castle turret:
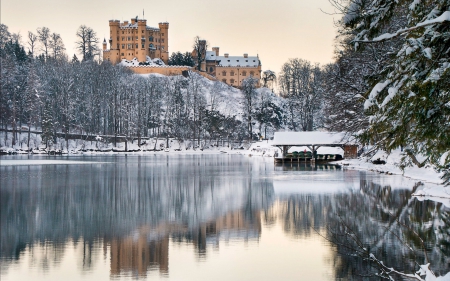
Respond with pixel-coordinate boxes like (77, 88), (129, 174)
(103, 38), (107, 51)
(158, 22), (169, 64)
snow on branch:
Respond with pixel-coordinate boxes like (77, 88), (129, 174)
(355, 11), (450, 44)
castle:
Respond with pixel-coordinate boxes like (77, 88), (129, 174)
(102, 17), (261, 87)
(102, 17), (169, 64)
(192, 40), (261, 87)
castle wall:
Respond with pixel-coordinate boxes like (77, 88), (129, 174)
(127, 66), (192, 76)
(215, 65), (262, 88)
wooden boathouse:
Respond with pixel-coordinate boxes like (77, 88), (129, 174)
(272, 132), (358, 163)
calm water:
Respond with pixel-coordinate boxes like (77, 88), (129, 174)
(0, 154), (449, 280)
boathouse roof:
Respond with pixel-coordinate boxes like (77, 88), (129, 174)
(272, 132), (355, 147)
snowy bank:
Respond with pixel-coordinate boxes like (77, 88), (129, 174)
(336, 148), (444, 184)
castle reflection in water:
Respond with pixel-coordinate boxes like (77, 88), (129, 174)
(107, 209), (261, 277)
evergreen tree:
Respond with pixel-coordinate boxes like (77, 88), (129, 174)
(241, 76), (258, 140)
(342, 0), (450, 184)
(182, 52), (195, 67)
(41, 100), (54, 148)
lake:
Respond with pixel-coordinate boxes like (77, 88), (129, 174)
(1, 154), (449, 280)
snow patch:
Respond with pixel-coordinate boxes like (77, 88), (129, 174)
(364, 80), (391, 109)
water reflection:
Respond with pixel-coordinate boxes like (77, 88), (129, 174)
(0, 155), (273, 278)
(274, 162), (342, 172)
(325, 176), (450, 279)
(1, 155), (449, 280)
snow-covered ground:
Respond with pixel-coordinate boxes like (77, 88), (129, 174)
(336, 149), (444, 184)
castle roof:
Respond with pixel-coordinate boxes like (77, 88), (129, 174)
(206, 51), (260, 67)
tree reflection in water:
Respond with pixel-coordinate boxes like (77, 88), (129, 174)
(322, 179), (450, 280)
(0, 155), (273, 277)
(1, 156), (449, 280)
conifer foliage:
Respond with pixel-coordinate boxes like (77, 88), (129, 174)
(343, 0), (450, 183)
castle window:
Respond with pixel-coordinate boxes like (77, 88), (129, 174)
(209, 67), (213, 73)
(162, 39), (164, 43)
(250, 71), (255, 76)
(127, 37), (131, 41)
(122, 31), (124, 34)
(136, 36), (138, 40)
(230, 79), (235, 84)
(222, 71), (226, 76)
(149, 43), (154, 49)
(127, 44), (131, 49)
(230, 71), (235, 76)
(121, 53), (124, 56)
(149, 36), (153, 42)
(117, 44), (119, 49)
(142, 30), (144, 33)
(246, 60), (248, 62)
(162, 46), (164, 50)
(242, 71), (247, 76)
(142, 44), (144, 48)
(136, 44), (138, 48)
(222, 79), (227, 83)
(236, 60), (239, 62)
(162, 33), (164, 36)
(122, 44), (125, 49)
(122, 37), (125, 41)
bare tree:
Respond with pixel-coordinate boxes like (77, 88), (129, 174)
(37, 27), (50, 58)
(75, 25), (99, 61)
(27, 31), (38, 57)
(0, 24), (11, 49)
(192, 36), (208, 71)
(49, 32), (66, 60)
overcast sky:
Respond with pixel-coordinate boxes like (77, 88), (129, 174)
(1, 0), (338, 73)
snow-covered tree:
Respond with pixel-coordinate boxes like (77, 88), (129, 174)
(254, 88), (283, 139)
(261, 70), (277, 90)
(279, 58), (324, 131)
(340, 0), (450, 184)
(241, 76), (259, 140)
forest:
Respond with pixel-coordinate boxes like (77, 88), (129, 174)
(1, 0), (449, 183)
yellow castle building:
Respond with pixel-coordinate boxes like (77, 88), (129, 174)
(192, 40), (262, 87)
(103, 17), (169, 64)
(102, 17), (262, 87)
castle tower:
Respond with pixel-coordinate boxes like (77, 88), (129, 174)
(158, 22), (169, 64)
(137, 19), (147, 62)
(102, 38), (107, 51)
(107, 20), (121, 63)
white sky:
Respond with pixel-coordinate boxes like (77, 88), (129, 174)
(1, 0), (338, 73)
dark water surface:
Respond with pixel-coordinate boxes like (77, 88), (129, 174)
(1, 154), (449, 280)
